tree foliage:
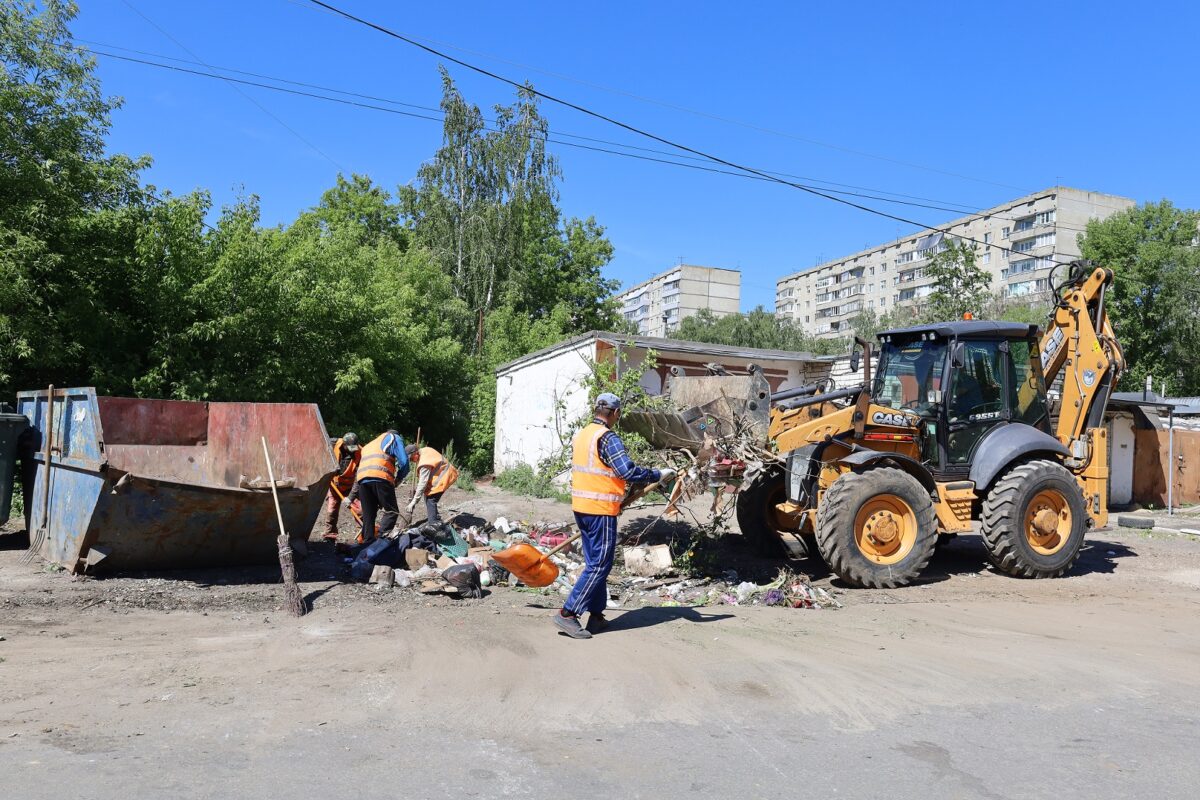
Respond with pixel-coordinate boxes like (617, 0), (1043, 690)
(0, 3), (622, 475)
(920, 239), (991, 322)
(673, 307), (845, 355)
(1078, 201), (1200, 394)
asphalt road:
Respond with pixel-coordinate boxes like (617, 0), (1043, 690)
(2, 517), (1199, 798)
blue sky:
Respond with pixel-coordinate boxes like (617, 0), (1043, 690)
(76, 0), (1199, 310)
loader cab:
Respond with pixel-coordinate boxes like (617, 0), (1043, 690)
(874, 321), (1049, 474)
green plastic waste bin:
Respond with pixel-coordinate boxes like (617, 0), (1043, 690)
(0, 408), (31, 526)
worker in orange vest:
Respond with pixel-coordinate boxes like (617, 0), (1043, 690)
(323, 432), (362, 542)
(404, 444), (460, 523)
(355, 429), (411, 545)
(555, 393), (674, 640)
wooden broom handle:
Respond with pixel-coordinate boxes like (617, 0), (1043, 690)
(543, 530), (583, 558)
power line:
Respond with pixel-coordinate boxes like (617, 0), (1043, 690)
(83, 42), (1088, 246)
(119, 0), (346, 171)
(303, 1), (1079, 267)
(281, 0), (1024, 193)
(75, 39), (1010, 215)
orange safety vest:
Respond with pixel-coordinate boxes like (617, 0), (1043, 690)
(330, 438), (361, 494)
(357, 433), (398, 485)
(570, 422), (626, 516)
(418, 447), (459, 496)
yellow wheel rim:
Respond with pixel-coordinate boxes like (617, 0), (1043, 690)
(854, 495), (918, 564)
(1025, 489), (1071, 556)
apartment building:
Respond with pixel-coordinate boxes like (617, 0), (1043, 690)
(616, 264), (741, 337)
(775, 187), (1135, 339)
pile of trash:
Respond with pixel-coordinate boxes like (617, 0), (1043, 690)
(343, 519), (494, 598)
(612, 567), (842, 610)
(342, 513), (841, 612)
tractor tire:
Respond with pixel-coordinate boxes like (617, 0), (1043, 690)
(980, 459), (1087, 578)
(815, 467), (937, 589)
(735, 468), (790, 557)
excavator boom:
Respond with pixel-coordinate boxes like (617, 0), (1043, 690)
(1037, 262), (1125, 523)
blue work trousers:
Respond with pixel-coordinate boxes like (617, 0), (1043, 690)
(563, 512), (618, 616)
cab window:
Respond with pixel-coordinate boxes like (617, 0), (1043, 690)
(872, 338), (946, 416)
(1009, 338), (1049, 428)
(948, 341), (1005, 423)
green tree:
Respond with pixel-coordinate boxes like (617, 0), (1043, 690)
(1079, 201), (1200, 393)
(674, 307), (844, 355)
(0, 0), (153, 393)
(921, 239), (992, 322)
(846, 307), (911, 341)
(400, 71), (561, 351)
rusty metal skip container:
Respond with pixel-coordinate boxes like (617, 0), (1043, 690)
(16, 388), (337, 573)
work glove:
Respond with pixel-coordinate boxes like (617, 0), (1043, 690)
(657, 467), (677, 485)
(407, 497), (418, 512)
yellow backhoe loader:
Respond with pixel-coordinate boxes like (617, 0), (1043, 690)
(730, 260), (1125, 587)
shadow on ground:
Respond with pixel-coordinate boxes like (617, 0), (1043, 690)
(0, 528), (31, 551)
(607, 606), (734, 631)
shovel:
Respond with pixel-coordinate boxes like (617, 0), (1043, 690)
(489, 477), (669, 587)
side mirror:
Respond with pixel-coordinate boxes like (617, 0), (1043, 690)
(849, 348), (861, 373)
(951, 342), (966, 368)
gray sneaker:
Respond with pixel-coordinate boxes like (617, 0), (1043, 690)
(553, 612), (592, 639)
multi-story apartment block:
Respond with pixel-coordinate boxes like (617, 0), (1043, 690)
(775, 187), (1135, 338)
(617, 264), (741, 337)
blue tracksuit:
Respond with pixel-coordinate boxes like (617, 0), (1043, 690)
(563, 422), (660, 617)
(564, 512), (619, 616)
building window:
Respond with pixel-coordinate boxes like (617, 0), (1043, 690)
(804, 315), (810, 323)
(982, 251), (991, 265)
(1035, 232), (1056, 248)
(1036, 210), (1056, 225)
(1002, 226), (1010, 239)
(983, 232), (992, 244)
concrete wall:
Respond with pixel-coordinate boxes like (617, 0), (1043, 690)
(617, 265), (741, 338)
(494, 338), (597, 472)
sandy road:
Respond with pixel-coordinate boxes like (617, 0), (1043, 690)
(1, 493), (1199, 798)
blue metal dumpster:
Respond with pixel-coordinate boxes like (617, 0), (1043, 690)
(16, 388), (337, 573)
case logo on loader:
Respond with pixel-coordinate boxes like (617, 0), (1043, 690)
(1040, 327), (1065, 369)
(871, 411), (917, 427)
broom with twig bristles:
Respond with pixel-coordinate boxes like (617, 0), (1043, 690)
(262, 436), (306, 617)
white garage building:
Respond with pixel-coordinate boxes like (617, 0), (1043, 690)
(493, 330), (838, 472)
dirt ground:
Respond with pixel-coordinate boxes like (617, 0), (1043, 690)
(2, 484), (1200, 798)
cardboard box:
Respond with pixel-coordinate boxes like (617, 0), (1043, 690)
(435, 555), (456, 570)
(405, 547), (431, 570)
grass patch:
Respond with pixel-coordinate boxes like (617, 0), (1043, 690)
(493, 464), (571, 503)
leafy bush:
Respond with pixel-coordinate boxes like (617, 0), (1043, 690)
(493, 464), (570, 503)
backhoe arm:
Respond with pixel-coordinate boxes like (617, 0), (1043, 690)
(1037, 261), (1125, 524)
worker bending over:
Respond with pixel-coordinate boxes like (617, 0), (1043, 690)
(323, 432), (361, 542)
(556, 393), (674, 640)
(355, 429), (410, 545)
(405, 444), (460, 523)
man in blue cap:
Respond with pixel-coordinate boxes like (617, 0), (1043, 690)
(555, 392), (675, 639)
